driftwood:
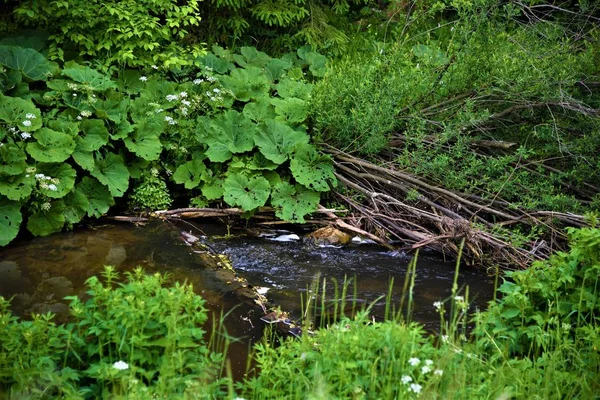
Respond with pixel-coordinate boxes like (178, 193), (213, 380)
(322, 145), (591, 270)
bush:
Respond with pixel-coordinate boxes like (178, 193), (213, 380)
(0, 267), (227, 398)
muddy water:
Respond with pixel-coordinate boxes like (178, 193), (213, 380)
(0, 221), (495, 378)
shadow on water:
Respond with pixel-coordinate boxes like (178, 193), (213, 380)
(0, 221), (495, 379)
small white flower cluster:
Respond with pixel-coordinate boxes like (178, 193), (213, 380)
(401, 357), (445, 396)
(454, 295), (468, 311)
(41, 202), (51, 211)
(76, 110), (93, 121)
(164, 115), (178, 125)
(139, 76), (148, 82)
(21, 112), (36, 128)
(35, 173), (60, 191)
(9, 126), (32, 140)
(113, 360), (129, 370)
(433, 301), (443, 312)
(205, 87), (224, 102)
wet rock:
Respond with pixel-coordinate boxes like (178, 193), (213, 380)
(304, 227), (351, 246)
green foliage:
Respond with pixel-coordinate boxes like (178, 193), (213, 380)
(476, 227), (600, 357)
(0, 267), (226, 398)
(11, 0), (205, 68)
(0, 44), (336, 245)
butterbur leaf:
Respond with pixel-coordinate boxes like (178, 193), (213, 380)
(206, 110), (256, 159)
(243, 99), (276, 122)
(275, 78), (312, 100)
(201, 181), (224, 200)
(63, 188), (89, 224)
(0, 45), (54, 81)
(200, 53), (231, 74)
(78, 176), (115, 218)
(265, 58), (293, 82)
(27, 200), (65, 236)
(235, 46), (271, 68)
(254, 119), (309, 164)
(0, 173), (34, 200)
(221, 67), (270, 102)
(271, 181), (320, 223)
(0, 143), (27, 176)
(94, 98), (129, 123)
(27, 127), (76, 162)
(290, 143), (336, 192)
(223, 174), (270, 211)
(124, 130), (162, 161)
(72, 149), (95, 171)
(62, 61), (117, 91)
(271, 97), (308, 124)
(173, 160), (207, 189)
(117, 69), (145, 94)
(77, 119), (109, 152)
(0, 94), (42, 131)
(0, 198), (22, 246)
(90, 152), (130, 197)
(37, 163), (76, 198)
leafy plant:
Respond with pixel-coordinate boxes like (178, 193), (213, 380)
(0, 267), (227, 398)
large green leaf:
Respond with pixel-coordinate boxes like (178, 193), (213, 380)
(276, 78), (312, 100)
(205, 110), (256, 161)
(76, 119), (109, 152)
(72, 149), (95, 171)
(90, 153), (130, 197)
(199, 52), (232, 74)
(265, 58), (293, 82)
(290, 143), (336, 192)
(27, 127), (76, 162)
(63, 188), (89, 224)
(0, 173), (33, 200)
(78, 176), (115, 218)
(0, 94), (42, 131)
(124, 119), (163, 161)
(27, 200), (65, 236)
(221, 67), (270, 102)
(223, 174), (270, 211)
(0, 143), (27, 176)
(94, 98), (129, 123)
(271, 97), (308, 124)
(243, 99), (276, 122)
(62, 61), (117, 91)
(254, 119), (309, 164)
(0, 198), (22, 246)
(234, 46), (271, 68)
(0, 45), (54, 81)
(173, 160), (207, 189)
(271, 181), (320, 223)
(37, 163), (76, 199)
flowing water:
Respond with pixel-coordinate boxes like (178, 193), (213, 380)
(0, 221), (495, 378)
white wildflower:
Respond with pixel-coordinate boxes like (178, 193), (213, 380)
(408, 357), (420, 366)
(166, 94), (179, 102)
(139, 76), (148, 82)
(207, 76), (217, 83)
(409, 383), (422, 394)
(421, 366), (431, 374)
(72, 93), (77, 97)
(41, 202), (51, 211)
(76, 115), (82, 120)
(434, 369), (443, 376)
(401, 375), (412, 384)
(441, 335), (449, 343)
(179, 91), (187, 98)
(47, 184), (58, 191)
(151, 65), (158, 70)
(164, 116), (174, 123)
(210, 96), (217, 102)
(113, 360), (129, 370)
(67, 82), (78, 90)
(454, 296), (464, 302)
(433, 301), (443, 311)
(193, 78), (203, 85)
(20, 132), (31, 139)
(26, 167), (36, 174)
(25, 113), (36, 119)
(213, 88), (221, 93)
(35, 174), (46, 180)
(22, 120), (32, 127)
(181, 99), (191, 106)
(425, 359), (434, 366)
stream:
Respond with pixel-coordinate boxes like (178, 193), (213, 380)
(0, 221), (495, 378)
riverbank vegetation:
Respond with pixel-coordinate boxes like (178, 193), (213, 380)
(1, 0), (599, 269)
(1, 226), (598, 398)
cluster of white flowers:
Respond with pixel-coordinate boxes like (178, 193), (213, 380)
(76, 110), (93, 120)
(35, 173), (60, 191)
(139, 76), (148, 82)
(433, 301), (443, 312)
(193, 78), (204, 85)
(401, 357), (444, 396)
(408, 357), (420, 366)
(164, 115), (178, 125)
(409, 383), (422, 394)
(8, 126), (32, 140)
(113, 360), (129, 370)
(21, 112), (36, 128)
(41, 202), (51, 211)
